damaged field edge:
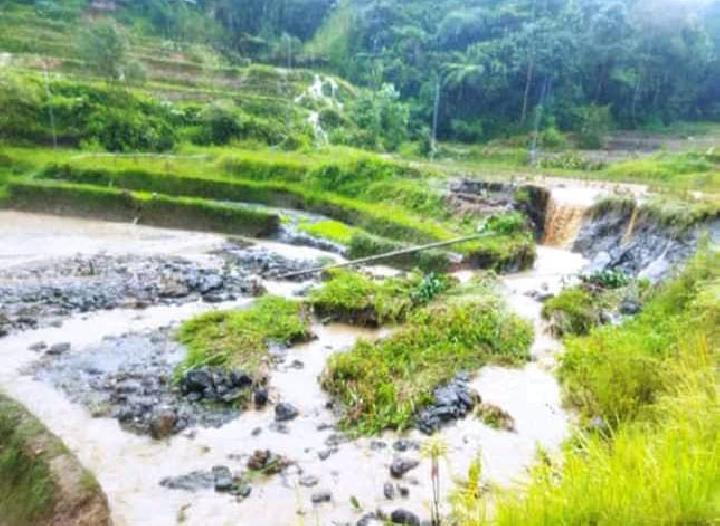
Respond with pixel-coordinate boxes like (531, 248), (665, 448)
(454, 248), (720, 524)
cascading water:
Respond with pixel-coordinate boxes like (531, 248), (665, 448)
(542, 186), (594, 248)
(295, 74), (340, 147)
(542, 199), (588, 248)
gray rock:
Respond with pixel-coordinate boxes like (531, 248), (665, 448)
(46, 342), (71, 356)
(212, 465), (234, 492)
(159, 470), (215, 491)
(234, 483), (252, 498)
(619, 298), (642, 315)
(318, 447), (338, 461)
(390, 458), (420, 479)
(392, 439), (419, 452)
(299, 475), (319, 487)
(311, 491), (332, 504)
(275, 402), (299, 422)
(149, 407), (178, 440)
(253, 387), (269, 407)
(383, 482), (395, 500)
(390, 509), (420, 525)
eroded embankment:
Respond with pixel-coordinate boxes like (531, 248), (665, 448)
(0, 210), (583, 525)
(573, 198), (720, 281)
(451, 177), (720, 281)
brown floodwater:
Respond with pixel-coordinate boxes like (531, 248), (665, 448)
(0, 211), (585, 525)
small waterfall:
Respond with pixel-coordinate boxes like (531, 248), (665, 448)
(308, 110), (328, 147)
(542, 198), (588, 248)
(295, 74), (338, 146)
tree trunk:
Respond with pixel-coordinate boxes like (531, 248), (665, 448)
(521, 58), (535, 125)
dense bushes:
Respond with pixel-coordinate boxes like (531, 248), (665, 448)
(0, 76), (179, 150)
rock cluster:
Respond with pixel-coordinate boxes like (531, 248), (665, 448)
(218, 246), (324, 282)
(179, 367), (254, 405)
(574, 207), (720, 282)
(415, 372), (480, 434)
(160, 466), (251, 497)
(0, 254), (258, 334)
(32, 329), (242, 438)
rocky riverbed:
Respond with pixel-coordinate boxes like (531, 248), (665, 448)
(0, 211), (581, 526)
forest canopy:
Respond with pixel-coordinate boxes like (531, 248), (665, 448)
(4, 0), (720, 143)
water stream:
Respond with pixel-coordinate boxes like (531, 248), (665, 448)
(0, 211), (585, 525)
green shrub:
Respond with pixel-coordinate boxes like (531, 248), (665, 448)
(309, 270), (452, 326)
(177, 296), (312, 375)
(322, 298), (533, 434)
(542, 288), (599, 337)
(539, 127), (567, 149)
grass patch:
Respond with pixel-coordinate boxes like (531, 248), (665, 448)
(177, 296), (312, 376)
(309, 270), (452, 326)
(542, 288), (600, 337)
(298, 220), (358, 245)
(321, 289), (533, 434)
(0, 396), (56, 525)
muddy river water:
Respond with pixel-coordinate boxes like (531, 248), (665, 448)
(0, 210), (585, 526)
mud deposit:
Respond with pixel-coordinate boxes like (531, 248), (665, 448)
(0, 211), (584, 525)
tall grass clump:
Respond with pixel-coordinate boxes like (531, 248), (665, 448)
(560, 247), (720, 426)
(177, 296), (312, 376)
(452, 247), (720, 525)
(322, 293), (533, 434)
(309, 270), (453, 326)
